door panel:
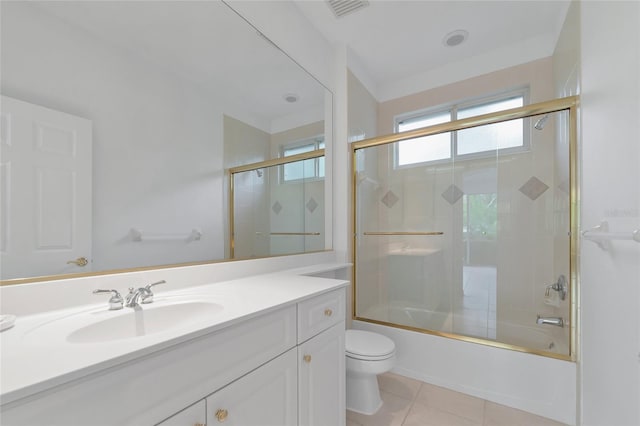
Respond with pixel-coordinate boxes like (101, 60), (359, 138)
(0, 95), (92, 280)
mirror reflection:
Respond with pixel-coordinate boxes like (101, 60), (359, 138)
(0, 1), (330, 282)
(231, 150), (325, 259)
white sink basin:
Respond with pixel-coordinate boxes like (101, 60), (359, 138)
(67, 301), (222, 343)
(24, 300), (223, 345)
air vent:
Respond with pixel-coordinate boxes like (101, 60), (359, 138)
(326, 0), (369, 18)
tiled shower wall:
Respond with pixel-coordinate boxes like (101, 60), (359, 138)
(354, 57), (571, 350)
(226, 118), (326, 258)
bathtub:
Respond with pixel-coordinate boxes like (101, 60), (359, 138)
(360, 303), (569, 356)
(352, 317), (577, 425)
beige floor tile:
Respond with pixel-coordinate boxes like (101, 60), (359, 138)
(378, 372), (422, 401)
(347, 390), (413, 426)
(414, 383), (485, 423)
(347, 419), (363, 426)
(483, 401), (568, 426)
(403, 401), (482, 426)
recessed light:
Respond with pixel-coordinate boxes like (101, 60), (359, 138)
(443, 30), (468, 47)
(283, 93), (299, 103)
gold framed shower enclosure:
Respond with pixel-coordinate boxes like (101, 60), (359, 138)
(228, 149), (325, 259)
(351, 96), (579, 361)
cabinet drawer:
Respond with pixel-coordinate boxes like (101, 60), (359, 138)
(297, 288), (345, 343)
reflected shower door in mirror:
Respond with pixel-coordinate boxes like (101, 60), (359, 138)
(230, 151), (325, 259)
(352, 98), (577, 360)
(0, 1), (332, 283)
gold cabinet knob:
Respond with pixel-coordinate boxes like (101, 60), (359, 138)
(215, 409), (228, 422)
(324, 308), (333, 317)
(303, 354), (312, 363)
(67, 257), (88, 267)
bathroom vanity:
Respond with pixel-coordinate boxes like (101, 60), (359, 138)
(0, 273), (348, 425)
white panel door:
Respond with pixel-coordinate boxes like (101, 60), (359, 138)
(0, 95), (92, 280)
(298, 321), (346, 426)
(206, 348), (298, 426)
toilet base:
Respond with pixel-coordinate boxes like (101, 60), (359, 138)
(346, 371), (383, 415)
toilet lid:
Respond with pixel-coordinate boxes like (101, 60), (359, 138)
(346, 330), (395, 359)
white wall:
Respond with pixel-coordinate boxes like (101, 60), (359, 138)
(579, 2), (640, 425)
(1, 3), (224, 271)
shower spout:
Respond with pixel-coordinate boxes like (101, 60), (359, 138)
(536, 315), (564, 327)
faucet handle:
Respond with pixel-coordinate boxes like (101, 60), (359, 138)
(93, 289), (124, 310)
(141, 280), (166, 304)
(144, 280), (166, 291)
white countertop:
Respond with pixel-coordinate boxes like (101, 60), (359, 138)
(0, 272), (348, 406)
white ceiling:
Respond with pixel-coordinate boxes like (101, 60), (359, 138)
(18, 1), (572, 129)
(27, 1), (327, 133)
(293, 0), (571, 101)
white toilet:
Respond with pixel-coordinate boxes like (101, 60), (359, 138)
(345, 329), (396, 415)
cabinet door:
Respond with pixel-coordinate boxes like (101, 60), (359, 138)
(156, 400), (205, 426)
(298, 321), (346, 426)
(206, 348), (297, 426)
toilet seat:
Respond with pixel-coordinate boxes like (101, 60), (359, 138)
(346, 330), (395, 361)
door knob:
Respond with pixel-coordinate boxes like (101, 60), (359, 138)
(67, 257), (88, 267)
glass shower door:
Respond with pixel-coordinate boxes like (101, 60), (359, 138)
(353, 100), (576, 359)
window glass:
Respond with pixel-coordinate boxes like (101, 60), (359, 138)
(396, 93), (526, 166)
(457, 97), (523, 155)
(282, 137), (324, 182)
(397, 111), (451, 165)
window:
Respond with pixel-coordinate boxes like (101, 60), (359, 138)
(281, 137), (325, 182)
(395, 91), (527, 167)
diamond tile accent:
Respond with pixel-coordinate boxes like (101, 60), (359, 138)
(519, 176), (549, 200)
(557, 179), (570, 194)
(441, 184), (464, 205)
(272, 201), (282, 215)
(306, 197), (318, 213)
(381, 190), (399, 208)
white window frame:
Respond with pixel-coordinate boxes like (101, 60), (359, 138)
(280, 136), (325, 183)
(393, 88), (530, 168)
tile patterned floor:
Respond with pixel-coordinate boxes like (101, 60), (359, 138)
(346, 373), (568, 426)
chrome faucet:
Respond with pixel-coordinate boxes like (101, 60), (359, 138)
(125, 287), (150, 308)
(536, 315), (564, 327)
(125, 280), (166, 308)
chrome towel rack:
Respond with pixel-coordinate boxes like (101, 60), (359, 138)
(582, 221), (640, 250)
(129, 228), (202, 242)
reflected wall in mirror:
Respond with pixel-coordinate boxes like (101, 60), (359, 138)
(0, 1), (331, 283)
(230, 151), (325, 259)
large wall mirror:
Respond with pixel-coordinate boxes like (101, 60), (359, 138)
(0, 1), (332, 283)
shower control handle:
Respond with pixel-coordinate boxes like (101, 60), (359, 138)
(546, 275), (567, 300)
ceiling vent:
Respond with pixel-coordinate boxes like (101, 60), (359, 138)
(326, 0), (369, 18)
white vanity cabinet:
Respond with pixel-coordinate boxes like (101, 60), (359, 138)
(156, 287), (346, 426)
(298, 322), (345, 426)
(205, 348), (298, 426)
(158, 350), (298, 426)
(1, 285), (346, 426)
(297, 287), (346, 426)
